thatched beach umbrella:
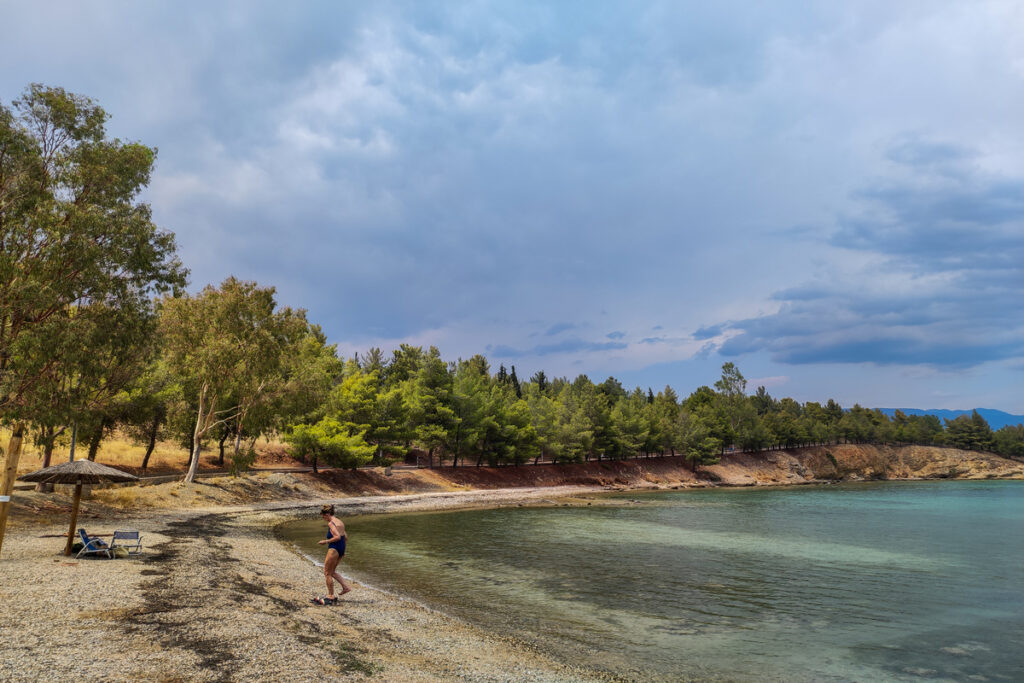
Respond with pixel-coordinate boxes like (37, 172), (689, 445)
(19, 460), (139, 555)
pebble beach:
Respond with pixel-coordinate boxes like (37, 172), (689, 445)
(0, 488), (609, 682)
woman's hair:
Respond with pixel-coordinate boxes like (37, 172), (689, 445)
(320, 504), (334, 516)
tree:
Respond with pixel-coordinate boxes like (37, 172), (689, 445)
(447, 358), (490, 467)
(361, 347), (387, 375)
(0, 85), (184, 423)
(384, 344), (424, 388)
(159, 278), (294, 483)
(329, 366), (407, 464)
(402, 347), (455, 467)
(752, 386), (776, 415)
(0, 84), (184, 554)
(509, 365), (522, 399)
(678, 411), (721, 471)
(994, 424), (1024, 458)
(944, 411), (995, 452)
(283, 417), (375, 472)
(714, 362), (747, 398)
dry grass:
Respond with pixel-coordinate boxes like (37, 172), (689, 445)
(1, 427), (290, 475)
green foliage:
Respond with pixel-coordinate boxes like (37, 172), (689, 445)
(229, 445), (257, 475)
(0, 84), (185, 427)
(993, 424), (1024, 458)
(284, 417), (375, 471)
(944, 411), (995, 452)
(159, 277), (307, 481)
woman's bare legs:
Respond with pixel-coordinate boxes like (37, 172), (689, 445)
(323, 549), (353, 599)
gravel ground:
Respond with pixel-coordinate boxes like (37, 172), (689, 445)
(0, 487), (611, 682)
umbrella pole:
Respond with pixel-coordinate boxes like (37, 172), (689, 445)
(64, 483), (83, 557)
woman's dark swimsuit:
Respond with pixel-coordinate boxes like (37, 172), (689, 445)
(326, 529), (346, 557)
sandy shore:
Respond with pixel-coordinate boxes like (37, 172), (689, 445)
(0, 486), (614, 682)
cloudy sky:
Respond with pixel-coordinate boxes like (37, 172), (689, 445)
(3, 1), (1022, 412)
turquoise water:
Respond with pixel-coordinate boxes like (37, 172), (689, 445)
(280, 481), (1024, 681)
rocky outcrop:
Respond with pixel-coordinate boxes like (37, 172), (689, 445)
(702, 444), (1024, 486)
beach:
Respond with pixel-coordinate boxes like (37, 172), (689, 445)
(0, 487), (611, 683)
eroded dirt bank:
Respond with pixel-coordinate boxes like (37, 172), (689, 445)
(325, 444), (1024, 493)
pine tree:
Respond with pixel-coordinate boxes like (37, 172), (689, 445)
(530, 370), (548, 394)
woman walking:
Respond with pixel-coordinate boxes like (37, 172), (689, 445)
(313, 503), (353, 605)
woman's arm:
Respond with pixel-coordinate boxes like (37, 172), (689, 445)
(325, 520), (344, 543)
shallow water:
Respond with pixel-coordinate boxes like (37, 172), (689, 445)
(279, 481), (1024, 681)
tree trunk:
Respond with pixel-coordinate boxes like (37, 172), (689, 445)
(37, 428), (57, 492)
(233, 423), (244, 462)
(86, 418), (109, 461)
(218, 429), (229, 467)
(184, 388), (206, 484)
(141, 414), (160, 471)
(41, 426), (56, 469)
(68, 421), (78, 463)
(311, 454), (318, 474)
(0, 423), (27, 557)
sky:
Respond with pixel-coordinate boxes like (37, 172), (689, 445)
(2, 1), (1022, 412)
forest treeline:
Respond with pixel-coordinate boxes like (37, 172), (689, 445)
(2, 85), (1023, 488)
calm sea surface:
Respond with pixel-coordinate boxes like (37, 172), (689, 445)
(279, 481), (1024, 681)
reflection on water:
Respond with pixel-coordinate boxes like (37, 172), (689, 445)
(278, 481), (1024, 681)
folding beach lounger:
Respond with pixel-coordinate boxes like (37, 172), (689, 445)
(76, 529), (112, 559)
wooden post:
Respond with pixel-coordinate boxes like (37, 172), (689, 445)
(64, 482), (84, 556)
(0, 423), (26, 557)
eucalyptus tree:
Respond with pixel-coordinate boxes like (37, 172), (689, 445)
(0, 85), (184, 553)
(119, 358), (178, 470)
(159, 277), (298, 483)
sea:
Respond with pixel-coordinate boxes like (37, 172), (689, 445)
(278, 480), (1024, 681)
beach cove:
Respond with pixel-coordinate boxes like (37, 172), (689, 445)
(2, 445), (1023, 681)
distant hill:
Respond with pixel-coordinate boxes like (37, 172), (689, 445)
(877, 408), (1024, 430)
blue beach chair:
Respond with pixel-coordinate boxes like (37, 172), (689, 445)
(76, 529), (112, 559)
